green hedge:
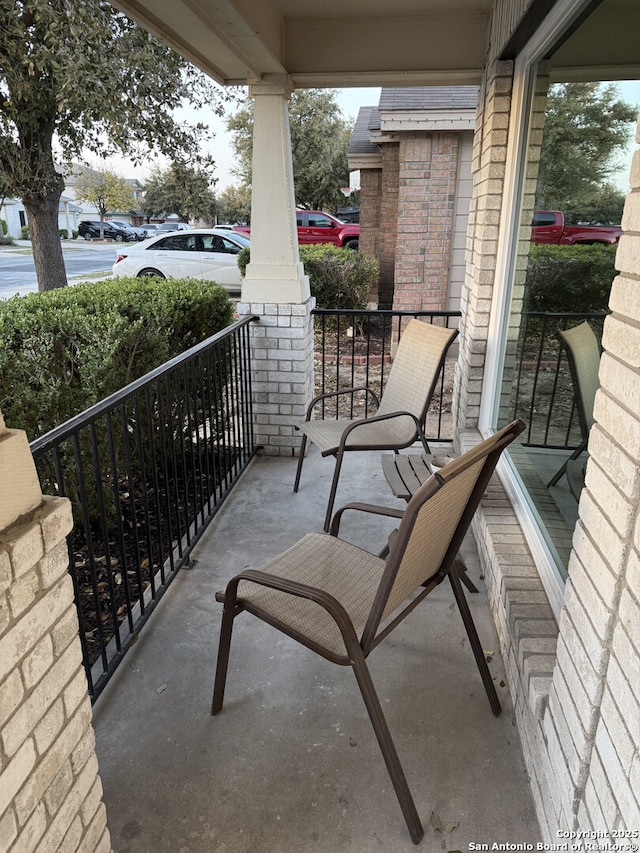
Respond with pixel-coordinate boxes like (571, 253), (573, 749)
(0, 276), (234, 441)
(525, 244), (616, 313)
(237, 244), (377, 310)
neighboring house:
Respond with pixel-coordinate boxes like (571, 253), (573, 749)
(2, 2), (640, 851)
(63, 164), (147, 226)
(349, 87), (477, 311)
(0, 194), (82, 237)
(0, 197), (25, 238)
(58, 195), (82, 235)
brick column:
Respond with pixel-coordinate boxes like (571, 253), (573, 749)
(236, 299), (315, 457)
(377, 143), (400, 308)
(239, 78), (315, 456)
(393, 132), (459, 314)
(0, 414), (112, 853)
(358, 168), (382, 305)
(455, 59), (514, 429)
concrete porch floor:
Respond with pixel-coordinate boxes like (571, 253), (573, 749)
(92, 445), (541, 853)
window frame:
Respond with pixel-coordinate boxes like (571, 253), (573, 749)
(478, 0), (597, 620)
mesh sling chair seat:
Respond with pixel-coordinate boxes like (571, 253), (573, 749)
(212, 419), (525, 844)
(546, 321), (600, 492)
(294, 318), (459, 531)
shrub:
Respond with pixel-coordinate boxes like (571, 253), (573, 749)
(237, 244), (377, 310)
(0, 235), (13, 246)
(59, 229), (68, 239)
(0, 276), (234, 441)
(525, 244), (616, 313)
(21, 225), (30, 239)
(72, 229), (78, 239)
(1, 219), (7, 235)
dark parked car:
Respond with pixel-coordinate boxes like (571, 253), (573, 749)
(78, 220), (133, 242)
(108, 220), (147, 240)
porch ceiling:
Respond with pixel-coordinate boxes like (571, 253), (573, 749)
(108, 0), (494, 87)
(111, 0), (640, 88)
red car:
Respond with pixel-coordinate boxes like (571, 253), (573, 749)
(234, 210), (359, 249)
(531, 211), (622, 245)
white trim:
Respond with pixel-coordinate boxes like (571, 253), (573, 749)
(380, 111), (476, 131)
(477, 62), (534, 429)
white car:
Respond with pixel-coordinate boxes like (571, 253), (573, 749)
(155, 222), (193, 233)
(112, 229), (249, 290)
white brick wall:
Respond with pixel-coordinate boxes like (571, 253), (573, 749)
(237, 299), (315, 456)
(0, 496), (112, 853)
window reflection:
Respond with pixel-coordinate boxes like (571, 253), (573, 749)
(493, 8), (637, 578)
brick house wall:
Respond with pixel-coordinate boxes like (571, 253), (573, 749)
(353, 98), (475, 312)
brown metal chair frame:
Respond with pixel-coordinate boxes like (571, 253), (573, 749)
(212, 419), (525, 844)
(547, 321), (600, 490)
(294, 319), (459, 531)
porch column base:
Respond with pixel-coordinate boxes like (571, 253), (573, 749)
(237, 298), (315, 456)
(242, 262), (310, 304)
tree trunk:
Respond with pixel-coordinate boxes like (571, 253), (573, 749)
(23, 176), (68, 291)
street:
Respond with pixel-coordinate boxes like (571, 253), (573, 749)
(0, 241), (116, 298)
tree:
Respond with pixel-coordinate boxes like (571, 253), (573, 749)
(74, 166), (136, 235)
(227, 89), (352, 212)
(0, 0), (230, 290)
(215, 184), (252, 225)
(536, 82), (637, 223)
(143, 160), (217, 224)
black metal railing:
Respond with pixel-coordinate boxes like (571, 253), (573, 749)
(30, 316), (259, 701)
(510, 311), (607, 448)
(312, 308), (461, 442)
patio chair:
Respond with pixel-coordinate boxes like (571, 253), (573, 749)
(294, 318), (459, 531)
(212, 419), (525, 844)
(546, 321), (600, 493)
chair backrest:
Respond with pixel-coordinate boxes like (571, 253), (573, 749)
(559, 321), (600, 437)
(361, 420), (525, 649)
(377, 320), (458, 422)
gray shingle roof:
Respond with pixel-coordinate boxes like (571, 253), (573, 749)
(378, 86), (478, 111)
(348, 106), (381, 156)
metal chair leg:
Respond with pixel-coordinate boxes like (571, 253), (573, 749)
(546, 438), (587, 488)
(293, 432), (308, 492)
(448, 569), (501, 717)
(211, 604), (236, 715)
(351, 648), (424, 844)
(324, 451), (345, 532)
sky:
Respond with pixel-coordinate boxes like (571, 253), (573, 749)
(106, 81), (640, 194)
(107, 87), (381, 193)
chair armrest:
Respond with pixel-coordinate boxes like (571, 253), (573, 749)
(302, 386), (380, 422)
(329, 501), (404, 537)
(336, 409), (422, 452)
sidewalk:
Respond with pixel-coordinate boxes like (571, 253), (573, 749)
(0, 238), (116, 253)
(92, 447), (540, 853)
